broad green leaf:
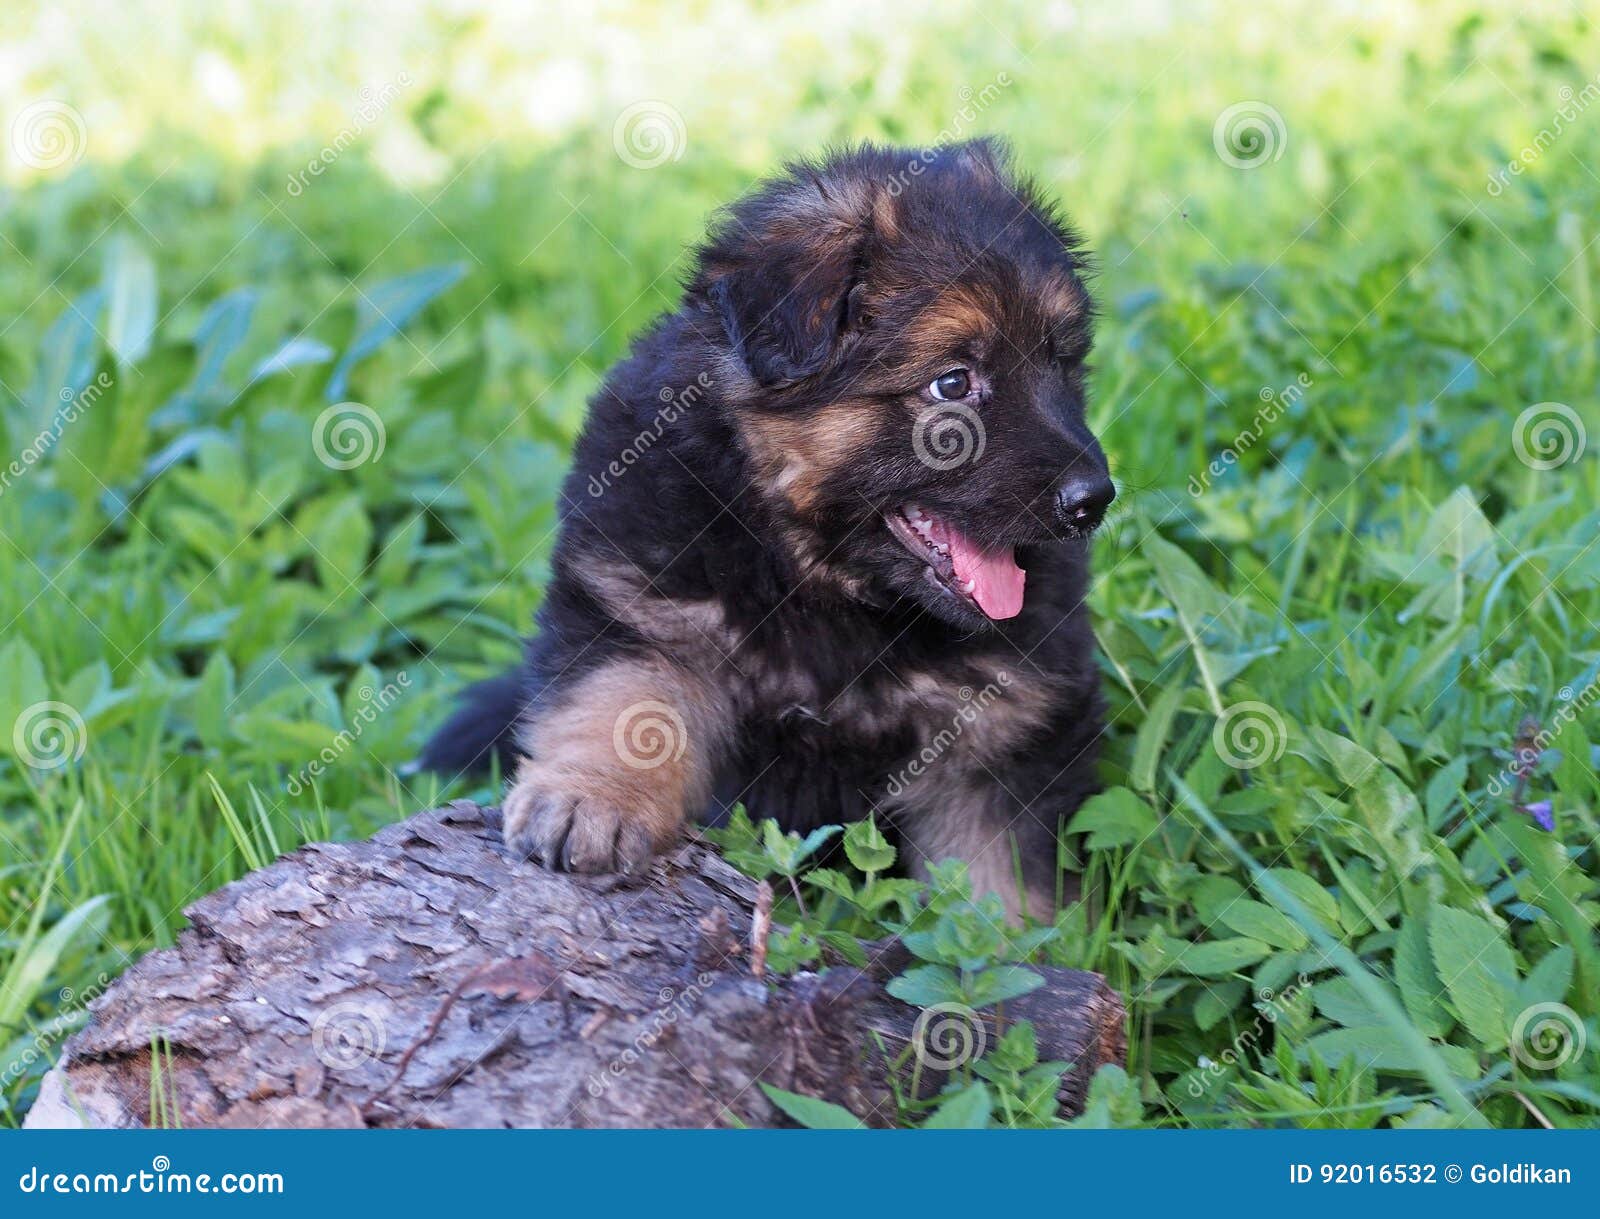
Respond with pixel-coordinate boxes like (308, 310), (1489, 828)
(967, 965), (1046, 1007)
(102, 234), (157, 368)
(1068, 785), (1158, 849)
(1214, 899), (1308, 950)
(885, 963), (963, 1008)
(1261, 868), (1341, 930)
(758, 1084), (865, 1129)
(1175, 937), (1271, 977)
(1143, 535), (1229, 712)
(1304, 1027), (1479, 1079)
(326, 264), (466, 401)
(26, 288), (103, 428)
(1393, 916), (1452, 1038)
(1428, 906), (1518, 1051)
(192, 650), (235, 754)
(923, 1083), (992, 1129)
(843, 817), (895, 873)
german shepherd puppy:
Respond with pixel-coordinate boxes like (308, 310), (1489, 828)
(421, 139), (1114, 920)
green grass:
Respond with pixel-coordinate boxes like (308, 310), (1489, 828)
(1, 0), (1597, 1127)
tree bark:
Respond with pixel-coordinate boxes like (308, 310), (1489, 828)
(26, 802), (1125, 1129)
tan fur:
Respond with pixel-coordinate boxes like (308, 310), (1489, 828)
(735, 402), (881, 517)
(501, 655), (733, 871)
(903, 285), (1000, 352)
(573, 555), (739, 660)
(895, 779), (1057, 924)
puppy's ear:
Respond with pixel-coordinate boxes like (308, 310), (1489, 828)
(705, 176), (882, 388)
(710, 251), (863, 387)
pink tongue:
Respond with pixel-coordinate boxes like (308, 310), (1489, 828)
(948, 531), (1025, 619)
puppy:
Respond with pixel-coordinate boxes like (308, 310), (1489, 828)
(421, 139), (1114, 921)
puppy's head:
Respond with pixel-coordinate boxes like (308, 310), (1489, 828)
(694, 139), (1112, 628)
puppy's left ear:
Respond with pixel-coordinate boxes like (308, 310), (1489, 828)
(705, 180), (879, 388)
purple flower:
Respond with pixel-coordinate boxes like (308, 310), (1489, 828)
(1521, 800), (1555, 831)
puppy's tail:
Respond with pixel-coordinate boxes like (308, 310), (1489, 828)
(417, 670), (526, 779)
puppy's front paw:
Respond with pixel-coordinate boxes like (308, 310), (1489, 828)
(502, 778), (661, 875)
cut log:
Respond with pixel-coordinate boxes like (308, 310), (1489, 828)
(26, 802), (1126, 1129)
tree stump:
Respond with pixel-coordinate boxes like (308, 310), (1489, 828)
(25, 802), (1126, 1128)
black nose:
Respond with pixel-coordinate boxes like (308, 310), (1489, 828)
(1055, 474), (1115, 531)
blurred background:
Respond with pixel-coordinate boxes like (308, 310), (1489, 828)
(2, 0), (1597, 1127)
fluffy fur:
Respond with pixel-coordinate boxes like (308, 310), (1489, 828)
(421, 139), (1115, 920)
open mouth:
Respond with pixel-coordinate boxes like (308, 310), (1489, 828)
(885, 503), (1026, 620)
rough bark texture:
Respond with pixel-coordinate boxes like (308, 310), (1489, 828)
(26, 802), (1125, 1129)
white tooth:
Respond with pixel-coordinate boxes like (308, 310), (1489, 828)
(962, 578), (976, 593)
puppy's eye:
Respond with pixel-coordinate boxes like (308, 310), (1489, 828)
(929, 368), (972, 400)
